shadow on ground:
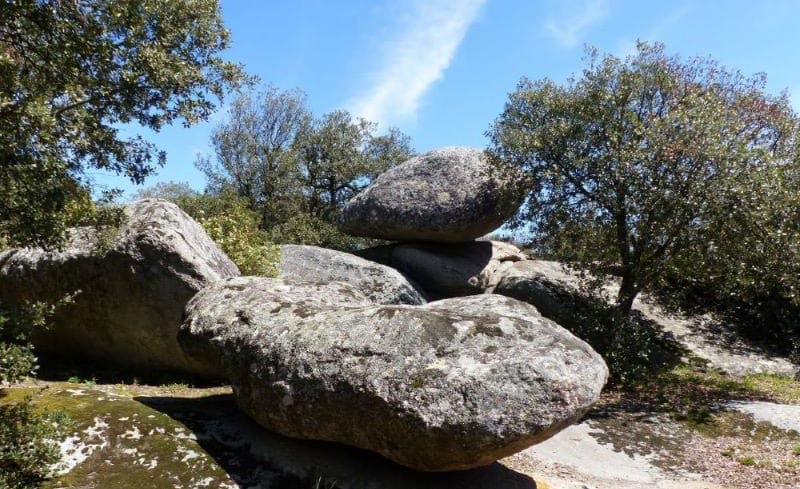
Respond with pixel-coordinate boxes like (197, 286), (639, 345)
(136, 394), (541, 489)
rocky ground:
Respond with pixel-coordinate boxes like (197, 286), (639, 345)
(4, 358), (799, 489)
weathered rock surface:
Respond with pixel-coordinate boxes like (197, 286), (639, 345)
(493, 260), (593, 329)
(180, 279), (609, 471)
(179, 277), (372, 378)
(338, 147), (524, 243)
(358, 240), (527, 298)
(0, 199), (239, 377)
(278, 244), (426, 305)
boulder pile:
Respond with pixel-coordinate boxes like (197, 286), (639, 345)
(0, 147), (610, 473)
(179, 147), (608, 471)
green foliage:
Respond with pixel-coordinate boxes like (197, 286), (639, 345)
(199, 199), (280, 277)
(0, 303), (71, 488)
(134, 185), (280, 276)
(488, 41), (798, 314)
(655, 159), (800, 358)
(0, 0), (248, 248)
(0, 396), (71, 489)
(0, 302), (53, 385)
(196, 85), (414, 251)
(545, 289), (682, 384)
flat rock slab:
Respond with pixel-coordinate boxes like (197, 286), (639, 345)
(180, 278), (608, 471)
(278, 244), (426, 305)
(338, 147), (524, 243)
(512, 420), (723, 489)
(725, 401), (800, 432)
(0, 199), (239, 377)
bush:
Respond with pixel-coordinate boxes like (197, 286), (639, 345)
(200, 204), (280, 277)
(0, 396), (70, 489)
(0, 302), (54, 385)
(656, 271), (800, 361)
(564, 298), (683, 386)
(0, 301), (71, 488)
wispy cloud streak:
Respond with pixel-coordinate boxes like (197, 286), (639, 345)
(349, 0), (486, 127)
(544, 0), (609, 48)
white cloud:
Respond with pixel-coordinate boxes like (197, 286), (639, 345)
(543, 0), (609, 48)
(348, 0), (486, 127)
(615, 3), (692, 58)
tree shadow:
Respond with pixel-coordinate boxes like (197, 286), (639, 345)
(136, 393), (541, 489)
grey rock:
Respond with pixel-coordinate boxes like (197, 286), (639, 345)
(339, 147), (524, 243)
(178, 276), (372, 378)
(493, 260), (593, 329)
(0, 199), (240, 378)
(181, 279), (608, 471)
(358, 240), (526, 298)
(278, 244), (426, 305)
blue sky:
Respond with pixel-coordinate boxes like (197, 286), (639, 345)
(99, 0), (800, 199)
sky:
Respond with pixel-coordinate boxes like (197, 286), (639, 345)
(98, 0), (800, 199)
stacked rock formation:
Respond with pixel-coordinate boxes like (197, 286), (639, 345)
(339, 147), (604, 320)
(179, 147), (608, 471)
(0, 149), (610, 473)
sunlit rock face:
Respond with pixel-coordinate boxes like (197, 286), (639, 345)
(338, 147), (524, 243)
(180, 279), (609, 472)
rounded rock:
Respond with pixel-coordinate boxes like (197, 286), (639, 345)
(338, 147), (524, 243)
(180, 279), (609, 471)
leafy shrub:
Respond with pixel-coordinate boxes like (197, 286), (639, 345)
(569, 300), (682, 386)
(656, 271), (800, 362)
(0, 301), (71, 489)
(0, 302), (55, 384)
(200, 204), (280, 277)
(0, 397), (70, 489)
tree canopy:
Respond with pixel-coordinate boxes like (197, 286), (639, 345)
(197, 85), (414, 249)
(488, 42), (799, 313)
(0, 0), (248, 247)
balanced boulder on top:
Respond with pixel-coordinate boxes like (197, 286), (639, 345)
(179, 277), (608, 472)
(0, 199), (239, 378)
(338, 147), (524, 243)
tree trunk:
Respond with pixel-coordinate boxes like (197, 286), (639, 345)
(615, 272), (638, 315)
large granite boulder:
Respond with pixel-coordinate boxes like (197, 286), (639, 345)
(338, 147), (524, 243)
(0, 199), (239, 378)
(358, 240), (526, 298)
(180, 278), (608, 471)
(278, 244), (426, 305)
